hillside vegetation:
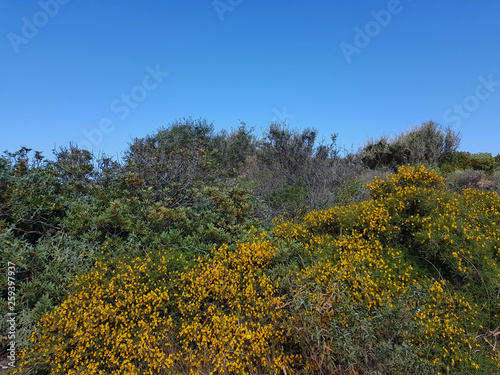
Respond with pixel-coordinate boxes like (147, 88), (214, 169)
(2, 119), (500, 374)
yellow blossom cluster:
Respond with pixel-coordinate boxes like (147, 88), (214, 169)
(367, 164), (445, 200)
(175, 230), (299, 374)
(413, 279), (482, 370)
(17, 232), (300, 374)
(17, 255), (176, 374)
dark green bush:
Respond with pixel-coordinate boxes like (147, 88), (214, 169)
(361, 121), (460, 170)
(470, 152), (496, 172)
(212, 123), (257, 175)
(0, 228), (98, 352)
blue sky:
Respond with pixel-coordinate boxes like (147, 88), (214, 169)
(1, 1), (499, 161)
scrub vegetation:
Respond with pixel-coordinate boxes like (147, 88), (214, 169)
(2, 118), (500, 374)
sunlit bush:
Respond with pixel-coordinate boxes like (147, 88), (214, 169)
(174, 231), (299, 374)
(275, 165), (500, 373)
(17, 253), (176, 374)
(17, 232), (300, 374)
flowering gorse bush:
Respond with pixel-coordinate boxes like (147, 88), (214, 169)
(275, 165), (500, 373)
(175, 231), (299, 374)
(17, 253), (176, 375)
(17, 231), (300, 374)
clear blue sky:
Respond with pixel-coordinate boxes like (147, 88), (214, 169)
(1, 1), (499, 161)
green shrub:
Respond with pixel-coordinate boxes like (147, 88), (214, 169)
(2, 154), (66, 242)
(361, 121), (460, 170)
(52, 144), (95, 183)
(470, 153), (496, 172)
(0, 229), (97, 353)
(212, 122), (257, 175)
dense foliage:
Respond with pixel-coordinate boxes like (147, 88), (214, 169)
(2, 119), (500, 374)
(361, 121), (460, 170)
